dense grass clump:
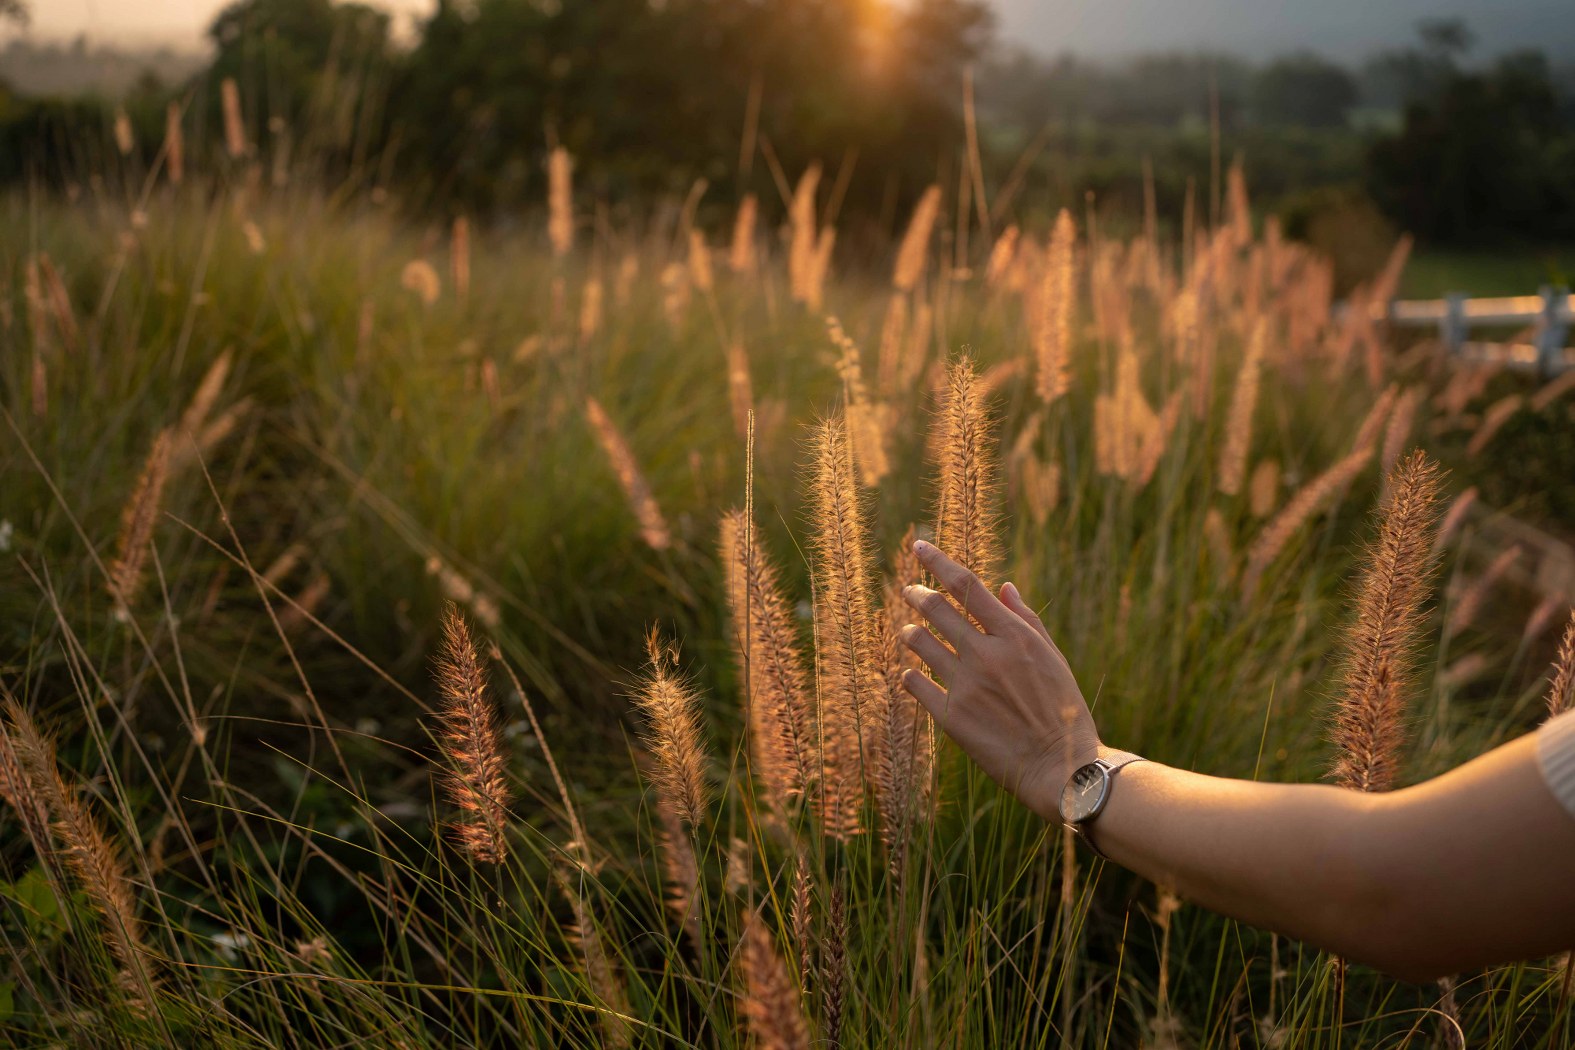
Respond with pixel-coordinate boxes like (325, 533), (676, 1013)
(1, 149), (1573, 1047)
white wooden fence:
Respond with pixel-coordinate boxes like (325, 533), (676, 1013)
(1357, 286), (1573, 376)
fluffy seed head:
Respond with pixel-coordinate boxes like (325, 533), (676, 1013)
(107, 428), (174, 613)
(1329, 451), (1444, 792)
(1545, 612), (1575, 719)
(434, 604), (512, 863)
(933, 355), (1002, 589)
(740, 909), (811, 1050)
(632, 629), (710, 828)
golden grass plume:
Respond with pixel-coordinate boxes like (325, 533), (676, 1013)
(433, 604), (512, 863)
(1545, 612), (1575, 718)
(632, 628), (710, 828)
(720, 509), (817, 807)
(808, 415), (882, 839)
(740, 908), (811, 1050)
(892, 185), (942, 293)
(1034, 209), (1076, 405)
(107, 427), (174, 613)
(1329, 450), (1444, 793)
(933, 354), (1002, 588)
(584, 396), (672, 551)
(1241, 444), (1373, 600)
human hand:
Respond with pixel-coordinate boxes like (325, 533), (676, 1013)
(898, 540), (1100, 821)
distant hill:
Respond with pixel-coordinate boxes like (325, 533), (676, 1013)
(0, 38), (207, 99)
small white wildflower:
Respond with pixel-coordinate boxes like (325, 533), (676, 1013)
(212, 930), (251, 961)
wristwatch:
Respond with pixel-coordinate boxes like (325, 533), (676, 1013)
(1059, 750), (1146, 859)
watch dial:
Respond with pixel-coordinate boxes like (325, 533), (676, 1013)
(1061, 763), (1107, 822)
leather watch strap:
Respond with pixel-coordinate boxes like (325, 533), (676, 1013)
(1073, 751), (1146, 859)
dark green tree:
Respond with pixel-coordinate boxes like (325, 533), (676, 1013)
(1253, 52), (1358, 129)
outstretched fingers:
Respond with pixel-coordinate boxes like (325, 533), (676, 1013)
(899, 623), (958, 678)
(911, 540), (1015, 634)
(902, 583), (978, 650)
(899, 667), (947, 716)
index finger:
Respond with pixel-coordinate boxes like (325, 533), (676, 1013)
(912, 539), (1015, 634)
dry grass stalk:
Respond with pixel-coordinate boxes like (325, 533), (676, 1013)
(809, 415), (882, 839)
(653, 793), (701, 948)
(1445, 545), (1521, 638)
(632, 629), (710, 827)
(730, 193), (758, 274)
(1034, 210), (1076, 405)
(828, 318), (889, 486)
(1466, 394), (1523, 458)
(892, 185), (942, 293)
(30, 354), (46, 418)
(724, 341), (756, 439)
(724, 836), (752, 895)
(788, 165), (822, 304)
(172, 350), (236, 465)
(5, 698), (155, 1002)
(583, 396), (672, 551)
(164, 101), (184, 185)
(30, 253), (79, 354)
(877, 293), (908, 395)
(1248, 459), (1280, 519)
(933, 355), (1002, 587)
(1217, 319), (1267, 497)
(1523, 596), (1565, 643)
(113, 108), (134, 155)
(277, 571), (330, 634)
(720, 509), (816, 806)
(1329, 451), (1444, 792)
(424, 555), (500, 629)
(547, 147), (574, 258)
(434, 604), (511, 863)
(876, 527), (931, 871)
(688, 229), (715, 294)
(450, 216), (470, 301)
(1204, 507), (1234, 577)
(740, 908), (811, 1050)
(1241, 445), (1373, 599)
(1546, 612), (1575, 717)
(1530, 368), (1575, 413)
(107, 428), (174, 613)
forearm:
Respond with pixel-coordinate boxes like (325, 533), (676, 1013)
(1070, 735), (1575, 982)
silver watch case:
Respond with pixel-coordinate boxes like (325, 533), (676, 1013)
(1059, 752), (1144, 856)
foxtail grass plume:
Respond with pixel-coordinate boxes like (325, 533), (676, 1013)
(433, 604), (512, 863)
(1380, 387), (1423, 478)
(107, 428), (174, 613)
(1530, 368), (1575, 413)
(547, 147), (574, 258)
(1466, 394), (1523, 458)
(400, 259), (441, 306)
(725, 342), (754, 439)
(1248, 459), (1280, 519)
(1329, 451), (1444, 792)
(730, 193), (758, 275)
(579, 275), (604, 342)
(1034, 210), (1076, 405)
(823, 884), (849, 1046)
(1241, 445), (1373, 600)
(1226, 159), (1252, 248)
(933, 355), (1002, 588)
(1445, 546), (1521, 638)
(828, 318), (889, 486)
(5, 698), (155, 1003)
(788, 165), (821, 304)
(740, 908), (811, 1050)
(220, 78), (247, 158)
(1546, 612), (1575, 717)
(583, 396), (672, 551)
(632, 629), (710, 827)
(1434, 486), (1478, 554)
(720, 509), (817, 807)
(688, 229), (715, 294)
(1350, 383), (1398, 455)
(653, 792), (701, 948)
(876, 527), (931, 871)
(805, 225), (836, 312)
(1217, 318), (1267, 497)
(554, 862), (633, 1049)
(892, 185), (942, 293)
(808, 415), (882, 839)
(164, 102), (184, 185)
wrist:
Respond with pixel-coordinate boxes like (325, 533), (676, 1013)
(1023, 735), (1102, 822)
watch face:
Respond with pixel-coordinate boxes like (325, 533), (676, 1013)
(1061, 761), (1109, 823)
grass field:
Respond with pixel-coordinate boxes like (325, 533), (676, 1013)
(1, 152), (1573, 1048)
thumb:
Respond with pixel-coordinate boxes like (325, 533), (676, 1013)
(1001, 581), (1055, 646)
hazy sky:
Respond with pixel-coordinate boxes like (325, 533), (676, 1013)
(25, 0), (1575, 60)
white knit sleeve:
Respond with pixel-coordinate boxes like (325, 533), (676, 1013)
(1537, 710), (1575, 822)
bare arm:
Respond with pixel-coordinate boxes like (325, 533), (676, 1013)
(899, 540), (1575, 984)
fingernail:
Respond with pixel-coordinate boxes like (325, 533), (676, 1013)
(1004, 581), (1019, 600)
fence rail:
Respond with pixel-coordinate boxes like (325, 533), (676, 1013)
(1353, 286), (1573, 376)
